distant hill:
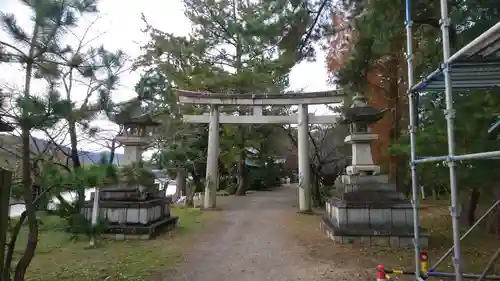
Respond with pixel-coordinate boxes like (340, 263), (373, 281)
(0, 134), (124, 168)
(33, 137), (125, 165)
(78, 149), (124, 165)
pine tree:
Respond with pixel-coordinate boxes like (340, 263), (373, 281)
(329, 0), (500, 229)
(0, 0), (98, 279)
(51, 40), (127, 212)
(141, 0), (333, 196)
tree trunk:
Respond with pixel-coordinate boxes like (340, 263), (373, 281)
(185, 180), (194, 207)
(235, 151), (247, 196)
(17, 53), (38, 281)
(108, 138), (117, 164)
(485, 188), (500, 235)
(18, 130), (39, 281)
(4, 212), (26, 281)
(432, 186), (438, 200)
(487, 206), (500, 236)
(65, 68), (84, 212)
(388, 52), (402, 188)
(13, 214), (37, 281)
(0, 169), (12, 281)
(175, 169), (186, 201)
(217, 158), (227, 191)
(235, 160), (246, 196)
(467, 187), (481, 226)
(459, 189), (469, 225)
(69, 121), (86, 213)
(192, 173), (204, 194)
(310, 166), (322, 207)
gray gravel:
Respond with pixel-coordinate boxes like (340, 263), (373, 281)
(166, 186), (364, 281)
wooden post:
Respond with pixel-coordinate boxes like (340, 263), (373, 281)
(0, 168), (13, 280)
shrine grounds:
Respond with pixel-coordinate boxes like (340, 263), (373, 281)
(13, 207), (216, 281)
(12, 188), (500, 281)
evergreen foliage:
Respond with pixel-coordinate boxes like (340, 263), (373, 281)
(141, 0), (333, 196)
(327, 0), (500, 229)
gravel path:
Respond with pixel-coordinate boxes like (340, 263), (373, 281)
(167, 186), (370, 281)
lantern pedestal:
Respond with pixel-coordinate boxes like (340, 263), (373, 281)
(82, 188), (178, 240)
(82, 111), (178, 240)
(116, 135), (150, 166)
(321, 174), (428, 247)
(344, 134), (380, 175)
(321, 95), (428, 247)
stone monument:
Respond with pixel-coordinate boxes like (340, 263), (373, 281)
(320, 94), (428, 247)
(82, 106), (178, 240)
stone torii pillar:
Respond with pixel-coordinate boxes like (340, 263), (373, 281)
(297, 104), (312, 212)
(204, 105), (219, 209)
(175, 89), (345, 211)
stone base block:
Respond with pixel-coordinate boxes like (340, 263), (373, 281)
(320, 216), (428, 248)
(326, 198), (415, 228)
(102, 233), (153, 240)
(103, 216), (178, 240)
(199, 206), (223, 211)
(82, 198), (171, 225)
(346, 165), (381, 175)
(341, 174), (389, 185)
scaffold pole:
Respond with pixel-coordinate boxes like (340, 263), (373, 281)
(404, 0), (422, 279)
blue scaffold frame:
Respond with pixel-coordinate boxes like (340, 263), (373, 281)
(404, 0), (500, 280)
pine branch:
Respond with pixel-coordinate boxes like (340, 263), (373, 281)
(298, 0), (328, 54)
(0, 13), (30, 46)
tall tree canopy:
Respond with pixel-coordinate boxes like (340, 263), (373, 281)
(327, 0), (500, 230)
(0, 0), (103, 279)
(140, 0), (335, 196)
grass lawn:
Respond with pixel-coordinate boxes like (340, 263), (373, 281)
(369, 200), (500, 275)
(12, 207), (215, 281)
(288, 200), (500, 277)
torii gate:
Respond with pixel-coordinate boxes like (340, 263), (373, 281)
(177, 90), (345, 212)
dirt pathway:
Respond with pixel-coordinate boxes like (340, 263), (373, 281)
(167, 186), (373, 281)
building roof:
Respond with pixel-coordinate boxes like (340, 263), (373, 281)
(412, 22), (500, 92)
(0, 120), (13, 132)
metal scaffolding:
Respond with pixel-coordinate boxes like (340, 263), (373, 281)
(405, 0), (500, 280)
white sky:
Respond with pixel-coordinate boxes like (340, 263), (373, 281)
(0, 0), (334, 154)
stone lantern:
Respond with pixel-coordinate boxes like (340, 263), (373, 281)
(82, 103), (178, 240)
(340, 94), (388, 176)
(320, 94), (428, 248)
(116, 114), (161, 166)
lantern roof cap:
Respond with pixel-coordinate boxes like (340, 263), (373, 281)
(340, 94), (388, 125)
(120, 114), (161, 126)
(113, 98), (161, 126)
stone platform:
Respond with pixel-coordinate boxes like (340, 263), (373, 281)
(82, 188), (178, 240)
(101, 215), (178, 240)
(320, 216), (426, 247)
(321, 197), (428, 248)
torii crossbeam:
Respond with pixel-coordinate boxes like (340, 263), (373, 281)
(177, 89), (345, 212)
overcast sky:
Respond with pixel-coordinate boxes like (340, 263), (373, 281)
(0, 0), (334, 153)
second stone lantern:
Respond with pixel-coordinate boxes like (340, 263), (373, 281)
(321, 94), (428, 248)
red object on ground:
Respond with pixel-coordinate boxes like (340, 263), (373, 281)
(377, 265), (386, 280)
